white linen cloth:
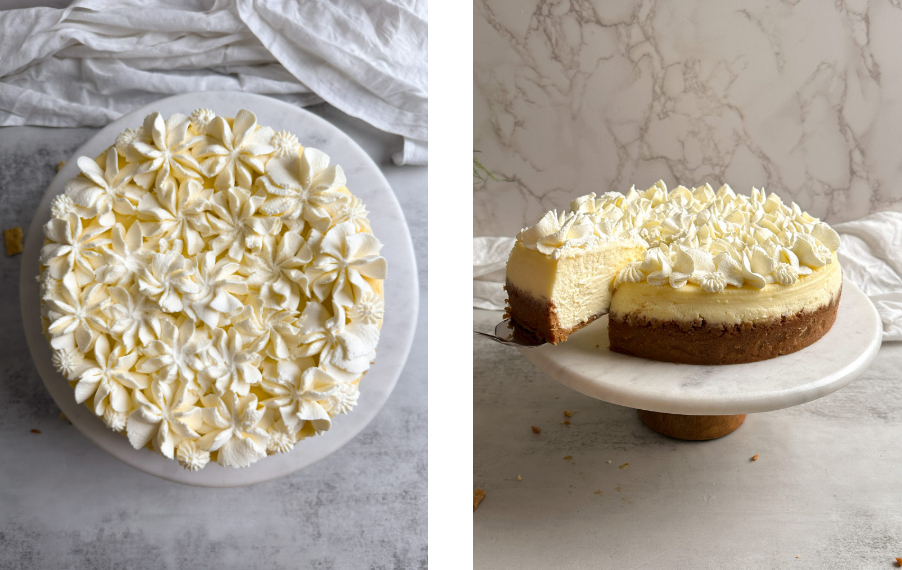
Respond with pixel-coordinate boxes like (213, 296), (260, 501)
(473, 236), (515, 311)
(0, 0), (427, 165)
(473, 212), (902, 341)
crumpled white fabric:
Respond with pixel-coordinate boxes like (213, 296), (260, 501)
(473, 211), (902, 341)
(0, 0), (427, 165)
(473, 236), (515, 310)
(832, 211), (902, 341)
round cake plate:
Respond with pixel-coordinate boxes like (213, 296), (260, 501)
(521, 281), (881, 439)
(20, 92), (419, 486)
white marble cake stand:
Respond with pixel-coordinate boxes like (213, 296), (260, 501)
(19, 92), (418, 486)
(521, 281), (881, 439)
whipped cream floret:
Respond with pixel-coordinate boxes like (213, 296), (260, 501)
(38, 108), (386, 470)
(517, 181), (840, 292)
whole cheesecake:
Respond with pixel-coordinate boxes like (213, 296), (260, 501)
(505, 182), (842, 364)
(39, 108), (387, 470)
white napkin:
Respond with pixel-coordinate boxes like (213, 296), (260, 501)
(473, 236), (515, 310)
(833, 212), (902, 340)
(473, 212), (902, 341)
(0, 0), (427, 165)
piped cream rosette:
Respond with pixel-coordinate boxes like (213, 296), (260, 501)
(39, 109), (386, 470)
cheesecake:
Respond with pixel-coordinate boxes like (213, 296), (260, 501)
(504, 182), (842, 364)
(39, 108), (387, 470)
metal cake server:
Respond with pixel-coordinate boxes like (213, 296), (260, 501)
(473, 319), (548, 348)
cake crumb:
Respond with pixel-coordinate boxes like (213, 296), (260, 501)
(615, 484), (621, 492)
(563, 455), (572, 461)
(531, 426), (541, 434)
(619, 463), (629, 469)
(473, 489), (486, 511)
(517, 474), (522, 481)
(607, 460), (612, 464)
(751, 454), (759, 462)
(57, 160), (66, 171)
(796, 555), (801, 559)
(564, 410), (573, 417)
(4, 227), (23, 256)
(594, 490), (602, 495)
(30, 429), (40, 434)
(564, 420), (570, 425)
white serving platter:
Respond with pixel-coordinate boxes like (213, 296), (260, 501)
(20, 92), (418, 487)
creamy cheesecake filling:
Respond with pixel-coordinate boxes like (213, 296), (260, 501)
(610, 253), (842, 325)
(506, 240), (645, 330)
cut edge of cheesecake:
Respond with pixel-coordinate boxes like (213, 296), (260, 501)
(504, 239), (645, 344)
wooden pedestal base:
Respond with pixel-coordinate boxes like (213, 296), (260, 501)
(637, 410), (746, 440)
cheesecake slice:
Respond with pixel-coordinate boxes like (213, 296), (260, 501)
(505, 238), (644, 344)
(504, 193), (648, 344)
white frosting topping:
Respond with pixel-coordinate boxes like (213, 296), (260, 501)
(127, 381), (203, 459)
(39, 109), (385, 470)
(261, 359), (338, 434)
(176, 439), (210, 471)
(50, 194), (77, 219)
(197, 109), (274, 191)
(348, 291), (384, 325)
(103, 407), (128, 432)
(189, 108), (216, 132)
(329, 381), (360, 415)
(52, 347), (86, 380)
(517, 181), (840, 291)
(266, 428), (296, 455)
(130, 112), (205, 192)
(270, 130), (300, 158)
(257, 148), (347, 232)
(198, 392), (269, 468)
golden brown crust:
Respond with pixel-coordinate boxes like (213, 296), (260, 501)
(608, 292), (840, 365)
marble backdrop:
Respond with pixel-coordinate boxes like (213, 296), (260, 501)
(474, 0), (902, 237)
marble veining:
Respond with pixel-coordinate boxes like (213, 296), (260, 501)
(474, 0), (902, 237)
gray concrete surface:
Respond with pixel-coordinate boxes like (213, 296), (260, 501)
(0, 104), (427, 569)
(474, 309), (902, 570)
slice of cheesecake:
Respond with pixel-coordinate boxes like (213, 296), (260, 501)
(504, 206), (645, 344)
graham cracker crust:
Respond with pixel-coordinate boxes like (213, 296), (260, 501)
(608, 291), (841, 365)
(505, 281), (602, 344)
